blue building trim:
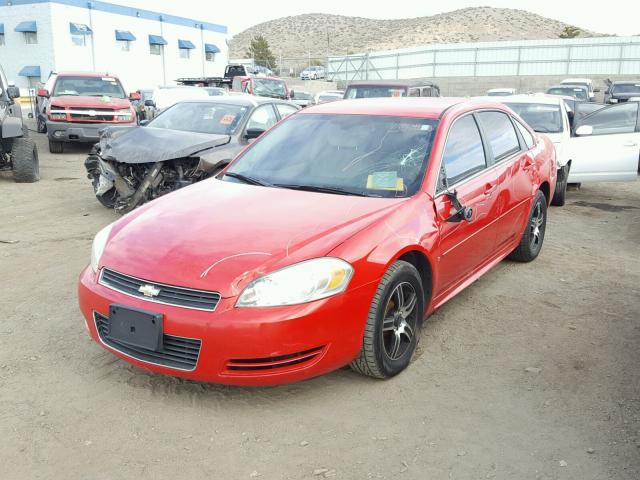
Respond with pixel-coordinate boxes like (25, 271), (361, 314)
(2, 0), (228, 34)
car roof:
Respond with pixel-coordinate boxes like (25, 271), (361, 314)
(612, 80), (640, 84)
(561, 78), (591, 83)
(56, 71), (119, 78)
(180, 95), (291, 107)
(299, 97), (505, 118)
(346, 79), (438, 88)
(548, 84), (588, 90)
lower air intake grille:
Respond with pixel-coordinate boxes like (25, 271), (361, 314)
(226, 346), (325, 372)
(94, 312), (201, 371)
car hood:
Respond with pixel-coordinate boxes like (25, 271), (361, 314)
(100, 179), (407, 297)
(98, 126), (231, 164)
(49, 95), (131, 110)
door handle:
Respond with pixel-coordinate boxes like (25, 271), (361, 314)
(623, 142), (638, 147)
(483, 183), (497, 196)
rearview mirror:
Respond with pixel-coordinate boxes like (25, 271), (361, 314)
(6, 86), (21, 99)
(575, 125), (593, 136)
(245, 127), (265, 139)
(144, 99), (155, 107)
(37, 88), (49, 98)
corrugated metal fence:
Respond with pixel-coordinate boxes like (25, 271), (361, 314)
(328, 36), (640, 82)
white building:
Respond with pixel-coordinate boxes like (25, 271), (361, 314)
(0, 0), (228, 93)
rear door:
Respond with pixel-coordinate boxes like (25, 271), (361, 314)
(567, 102), (640, 182)
(433, 114), (502, 293)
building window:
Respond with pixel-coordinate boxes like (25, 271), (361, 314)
(120, 40), (131, 52)
(24, 32), (38, 44)
(179, 48), (190, 59)
(71, 33), (86, 46)
(0, 34), (5, 46)
(150, 43), (162, 55)
(205, 52), (215, 62)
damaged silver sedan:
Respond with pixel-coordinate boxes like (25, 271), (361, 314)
(85, 96), (299, 212)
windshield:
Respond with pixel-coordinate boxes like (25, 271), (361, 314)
(344, 86), (407, 99)
(611, 83), (640, 95)
(53, 76), (125, 98)
(318, 94), (341, 103)
(226, 114), (438, 198)
(148, 102), (248, 135)
(487, 91), (514, 96)
(506, 103), (563, 133)
(547, 87), (588, 101)
(294, 92), (312, 100)
(252, 78), (286, 98)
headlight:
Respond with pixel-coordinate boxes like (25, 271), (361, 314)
(236, 257), (354, 307)
(49, 110), (66, 120)
(90, 223), (114, 272)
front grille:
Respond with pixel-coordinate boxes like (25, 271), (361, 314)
(94, 312), (201, 370)
(100, 269), (220, 311)
(70, 113), (115, 121)
(226, 346), (325, 372)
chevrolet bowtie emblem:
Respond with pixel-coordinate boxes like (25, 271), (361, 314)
(138, 284), (161, 297)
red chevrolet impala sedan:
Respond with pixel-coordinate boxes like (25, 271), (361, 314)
(78, 98), (556, 386)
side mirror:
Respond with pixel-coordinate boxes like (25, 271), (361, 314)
(129, 92), (141, 101)
(575, 125), (593, 136)
(37, 88), (49, 98)
(6, 86), (21, 99)
(139, 119), (150, 126)
(289, 89), (295, 99)
(444, 190), (473, 223)
(593, 88), (601, 93)
(144, 99), (155, 107)
(244, 127), (265, 139)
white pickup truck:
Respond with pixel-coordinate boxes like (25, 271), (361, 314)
(477, 94), (639, 206)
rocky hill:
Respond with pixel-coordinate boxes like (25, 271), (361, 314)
(229, 7), (597, 59)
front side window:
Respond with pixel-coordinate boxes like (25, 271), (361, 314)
(228, 114), (438, 198)
(179, 48), (190, 59)
(150, 44), (162, 55)
(149, 102), (248, 135)
(440, 115), (487, 187)
(25, 32), (38, 44)
(476, 111), (520, 161)
(275, 104), (298, 119)
(505, 103), (563, 134)
(246, 105), (278, 131)
(52, 76), (126, 99)
(579, 103), (639, 135)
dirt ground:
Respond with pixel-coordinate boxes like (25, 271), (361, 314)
(1, 124), (639, 480)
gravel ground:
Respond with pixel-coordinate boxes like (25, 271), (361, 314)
(1, 125), (639, 479)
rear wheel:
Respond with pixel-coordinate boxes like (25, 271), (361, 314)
(508, 190), (547, 262)
(12, 137), (40, 183)
(351, 260), (424, 379)
(48, 139), (63, 154)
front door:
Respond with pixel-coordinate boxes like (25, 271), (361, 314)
(567, 102), (640, 183)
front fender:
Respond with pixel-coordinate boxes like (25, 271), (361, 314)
(1, 116), (22, 138)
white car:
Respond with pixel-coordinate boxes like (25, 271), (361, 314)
(487, 88), (516, 96)
(560, 78), (598, 102)
(476, 94), (639, 205)
(146, 86), (209, 119)
(300, 66), (326, 80)
(314, 91), (343, 104)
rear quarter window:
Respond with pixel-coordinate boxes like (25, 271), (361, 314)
(476, 111), (521, 161)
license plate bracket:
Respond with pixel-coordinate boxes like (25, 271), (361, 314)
(108, 304), (163, 351)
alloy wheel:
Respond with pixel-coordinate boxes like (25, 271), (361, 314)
(529, 201), (545, 249)
(381, 282), (418, 360)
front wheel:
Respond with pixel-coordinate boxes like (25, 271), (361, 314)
(12, 137), (40, 183)
(508, 190), (547, 262)
(351, 260), (424, 379)
(48, 139), (63, 154)
(551, 164), (569, 206)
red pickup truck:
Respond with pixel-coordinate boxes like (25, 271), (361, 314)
(40, 71), (138, 153)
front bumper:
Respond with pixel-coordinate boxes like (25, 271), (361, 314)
(47, 121), (134, 143)
(78, 266), (376, 386)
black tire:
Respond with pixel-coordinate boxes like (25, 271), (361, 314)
(11, 137), (40, 183)
(508, 190), (547, 262)
(551, 164), (569, 207)
(351, 260), (424, 379)
(48, 139), (63, 154)
(37, 116), (47, 134)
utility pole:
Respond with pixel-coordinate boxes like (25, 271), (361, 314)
(159, 16), (166, 86)
(199, 24), (205, 77)
(88, 2), (96, 71)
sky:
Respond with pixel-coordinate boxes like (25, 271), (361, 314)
(117, 0), (640, 37)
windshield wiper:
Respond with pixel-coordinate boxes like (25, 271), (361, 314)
(274, 183), (369, 197)
(224, 171), (273, 187)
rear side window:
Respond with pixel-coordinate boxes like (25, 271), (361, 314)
(514, 120), (534, 149)
(440, 115), (487, 187)
(477, 111), (521, 161)
(578, 103), (638, 135)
